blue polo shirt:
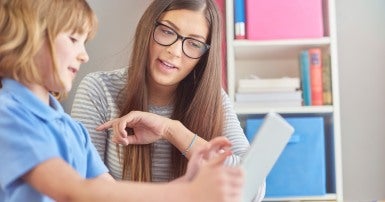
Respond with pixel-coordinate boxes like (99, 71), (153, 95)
(0, 78), (108, 202)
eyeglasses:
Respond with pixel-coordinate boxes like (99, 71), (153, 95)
(153, 21), (210, 59)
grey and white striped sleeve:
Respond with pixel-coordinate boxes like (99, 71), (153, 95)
(71, 73), (110, 161)
(221, 89), (250, 166)
(221, 90), (266, 202)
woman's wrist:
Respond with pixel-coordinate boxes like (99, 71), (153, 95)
(163, 120), (196, 153)
(181, 133), (197, 157)
(163, 119), (178, 141)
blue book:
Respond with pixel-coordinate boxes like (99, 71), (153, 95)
(300, 50), (312, 106)
(234, 0), (245, 39)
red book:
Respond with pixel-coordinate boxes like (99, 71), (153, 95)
(308, 48), (323, 105)
(215, 0), (227, 91)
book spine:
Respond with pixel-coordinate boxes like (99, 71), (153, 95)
(234, 0), (245, 39)
(299, 50), (312, 106)
(322, 53), (333, 105)
(309, 48), (323, 106)
(215, 0), (227, 90)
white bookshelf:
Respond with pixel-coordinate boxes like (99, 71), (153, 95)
(225, 0), (343, 201)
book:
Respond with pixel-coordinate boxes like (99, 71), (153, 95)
(236, 100), (302, 108)
(238, 77), (300, 90)
(214, 0), (228, 91)
(299, 50), (312, 106)
(237, 87), (299, 93)
(309, 48), (323, 105)
(234, 0), (246, 39)
(235, 91), (302, 102)
(322, 53), (333, 105)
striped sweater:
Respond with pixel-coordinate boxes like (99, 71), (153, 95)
(71, 68), (249, 178)
(71, 68), (265, 201)
(71, 68), (264, 200)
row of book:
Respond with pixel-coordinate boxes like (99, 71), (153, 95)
(235, 48), (332, 107)
(300, 48), (332, 106)
(234, 0), (324, 40)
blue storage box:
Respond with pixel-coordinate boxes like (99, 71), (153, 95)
(245, 117), (326, 197)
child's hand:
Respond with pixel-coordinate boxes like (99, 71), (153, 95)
(187, 137), (244, 202)
(183, 136), (232, 181)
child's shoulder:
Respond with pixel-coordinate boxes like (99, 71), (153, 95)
(0, 81), (32, 118)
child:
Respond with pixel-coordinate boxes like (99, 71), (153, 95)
(0, 0), (243, 201)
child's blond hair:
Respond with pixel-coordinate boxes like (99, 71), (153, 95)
(0, 0), (97, 99)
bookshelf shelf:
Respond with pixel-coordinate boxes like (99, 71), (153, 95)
(233, 38), (331, 59)
(234, 104), (334, 115)
(225, 0), (343, 201)
(262, 194), (337, 202)
(234, 37), (331, 47)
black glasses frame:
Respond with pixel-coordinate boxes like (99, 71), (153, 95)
(153, 21), (210, 59)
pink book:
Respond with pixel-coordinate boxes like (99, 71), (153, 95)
(245, 0), (324, 40)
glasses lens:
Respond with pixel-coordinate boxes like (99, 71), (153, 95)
(183, 38), (207, 59)
(154, 24), (177, 46)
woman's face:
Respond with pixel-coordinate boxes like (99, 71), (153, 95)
(148, 9), (209, 90)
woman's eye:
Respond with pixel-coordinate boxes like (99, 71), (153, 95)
(161, 28), (175, 36)
(187, 39), (204, 49)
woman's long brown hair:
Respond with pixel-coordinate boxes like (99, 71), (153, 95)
(117, 0), (224, 182)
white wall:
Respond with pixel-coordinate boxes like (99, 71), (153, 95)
(336, 0), (385, 200)
(62, 0), (385, 200)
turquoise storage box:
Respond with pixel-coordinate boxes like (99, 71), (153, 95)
(245, 117), (326, 197)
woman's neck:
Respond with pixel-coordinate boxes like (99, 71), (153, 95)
(148, 83), (177, 107)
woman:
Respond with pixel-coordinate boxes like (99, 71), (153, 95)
(71, 1), (263, 199)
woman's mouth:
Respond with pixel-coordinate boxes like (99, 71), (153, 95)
(160, 60), (176, 69)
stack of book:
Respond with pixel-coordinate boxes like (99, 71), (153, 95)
(236, 77), (302, 107)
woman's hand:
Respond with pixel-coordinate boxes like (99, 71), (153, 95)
(96, 111), (173, 145)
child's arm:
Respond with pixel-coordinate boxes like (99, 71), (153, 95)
(23, 141), (243, 202)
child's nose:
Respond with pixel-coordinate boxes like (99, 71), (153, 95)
(78, 49), (89, 63)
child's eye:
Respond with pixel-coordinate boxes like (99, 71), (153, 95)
(70, 37), (78, 43)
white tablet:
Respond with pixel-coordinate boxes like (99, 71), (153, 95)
(241, 112), (294, 202)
